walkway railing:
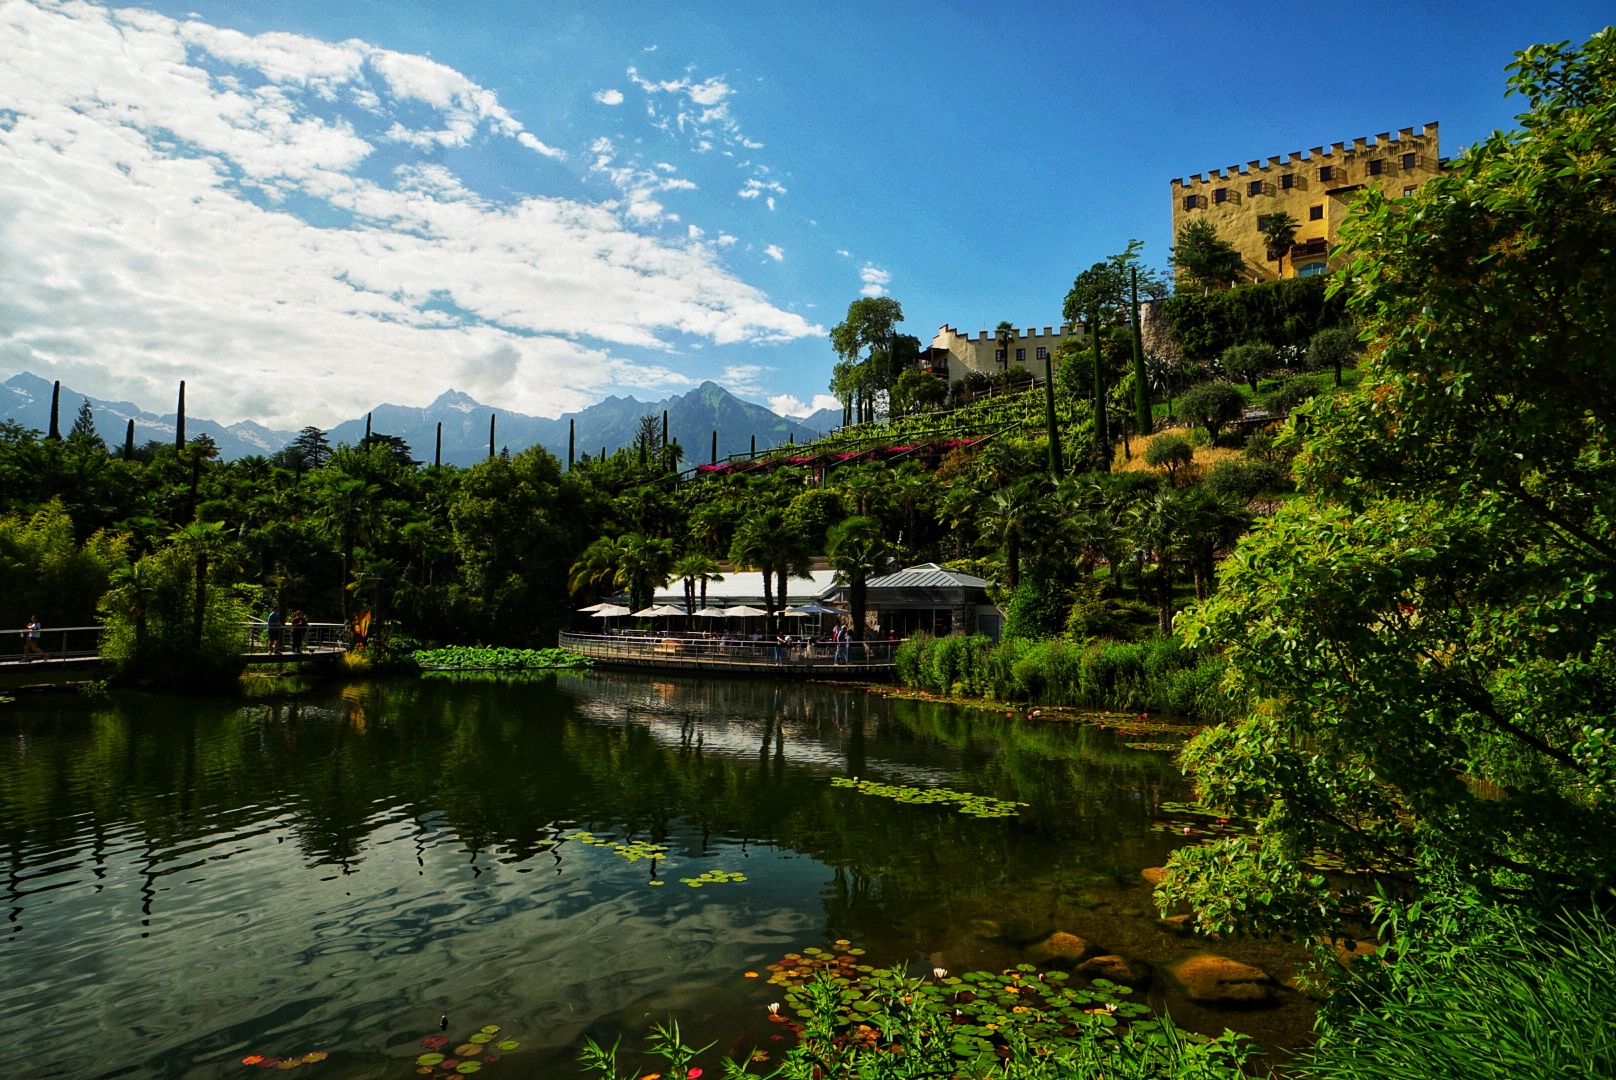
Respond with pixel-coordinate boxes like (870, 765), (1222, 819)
(0, 623), (349, 665)
(558, 631), (898, 672)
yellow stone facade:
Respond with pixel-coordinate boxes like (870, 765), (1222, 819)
(925, 323), (1087, 382)
(1170, 123), (1443, 282)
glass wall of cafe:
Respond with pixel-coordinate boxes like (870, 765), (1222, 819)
(844, 564), (1002, 642)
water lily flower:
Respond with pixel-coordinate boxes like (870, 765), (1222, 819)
(767, 1003), (780, 1015)
(242, 1056), (264, 1066)
(688, 1070), (703, 1079)
(932, 967), (947, 979)
(743, 971), (758, 978)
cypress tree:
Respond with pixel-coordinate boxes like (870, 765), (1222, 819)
(47, 380), (61, 441)
(1090, 310), (1108, 472)
(488, 414), (495, 459)
(434, 422), (442, 469)
(364, 412), (372, 444)
(1131, 267), (1152, 438)
(568, 418), (575, 470)
(1044, 354), (1062, 477)
(124, 419), (135, 459)
(750, 434), (756, 459)
(711, 430), (717, 464)
(175, 381), (186, 450)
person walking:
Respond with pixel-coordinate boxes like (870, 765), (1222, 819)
(290, 610), (308, 654)
(266, 608), (284, 655)
(22, 616), (48, 662)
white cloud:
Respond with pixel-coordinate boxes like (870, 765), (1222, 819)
(593, 88), (624, 105)
(763, 244), (784, 262)
(721, 363), (768, 396)
(835, 249), (851, 257)
(0, 0), (821, 426)
(738, 177), (787, 200)
(768, 392), (840, 419)
(859, 263), (892, 297)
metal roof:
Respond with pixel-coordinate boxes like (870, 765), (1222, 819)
(865, 563), (989, 590)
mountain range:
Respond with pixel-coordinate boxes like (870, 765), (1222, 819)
(1, 372), (842, 466)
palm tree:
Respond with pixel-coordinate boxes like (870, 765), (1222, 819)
(1259, 210), (1300, 280)
(613, 533), (675, 613)
(977, 480), (1042, 590)
(827, 516), (888, 641)
(1121, 488), (1198, 633)
(569, 535), (626, 597)
(168, 520), (234, 647)
(995, 321), (1016, 378)
(672, 552), (724, 613)
(315, 473), (381, 629)
(729, 509), (796, 635)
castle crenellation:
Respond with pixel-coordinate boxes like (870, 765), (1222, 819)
(937, 323), (1074, 342)
(1173, 122), (1438, 188)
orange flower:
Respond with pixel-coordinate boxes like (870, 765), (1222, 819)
(242, 1056), (264, 1066)
(743, 971), (759, 978)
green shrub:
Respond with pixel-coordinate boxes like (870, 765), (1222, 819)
(1300, 904), (1616, 1080)
(98, 546), (249, 692)
(1144, 435), (1193, 480)
(1202, 460), (1289, 502)
(1003, 565), (1075, 640)
(1268, 377), (1323, 415)
(895, 631), (1234, 719)
(1159, 274), (1348, 357)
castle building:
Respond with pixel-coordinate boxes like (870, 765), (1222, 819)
(922, 322), (1086, 382)
(1170, 123), (1444, 282)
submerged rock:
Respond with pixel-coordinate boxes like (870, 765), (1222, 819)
(1165, 953), (1279, 1006)
(1141, 867), (1169, 886)
(1026, 931), (1092, 964)
(1078, 954), (1153, 989)
(1156, 914), (1195, 936)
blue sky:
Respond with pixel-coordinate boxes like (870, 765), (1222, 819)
(0, 0), (1608, 427)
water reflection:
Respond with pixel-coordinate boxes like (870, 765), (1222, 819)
(0, 674), (1299, 1079)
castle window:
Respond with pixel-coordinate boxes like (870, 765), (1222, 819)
(1182, 194), (1203, 211)
(1015, 348), (1026, 362)
(1256, 214), (1270, 232)
(1367, 159), (1383, 176)
(1403, 186), (1416, 197)
(995, 348), (1006, 363)
(1248, 179), (1264, 197)
(1309, 204), (1324, 221)
(1402, 152), (1417, 170)
(1280, 173), (1295, 190)
(1318, 164), (1335, 182)
(1036, 346), (1048, 361)
(1212, 187), (1228, 204)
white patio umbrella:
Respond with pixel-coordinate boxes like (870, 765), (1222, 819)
(693, 606), (730, 617)
(577, 601), (616, 613)
(786, 604), (846, 615)
(629, 605), (667, 617)
(651, 604), (689, 616)
(779, 608), (812, 617)
(723, 605), (767, 617)
(592, 605), (631, 617)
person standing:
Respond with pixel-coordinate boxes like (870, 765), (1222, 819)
(22, 616), (48, 661)
(290, 610), (308, 654)
(266, 608), (284, 655)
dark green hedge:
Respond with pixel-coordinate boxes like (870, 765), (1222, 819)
(1160, 275), (1347, 358)
(893, 633), (1235, 720)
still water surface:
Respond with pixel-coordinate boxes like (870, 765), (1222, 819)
(0, 673), (1310, 1078)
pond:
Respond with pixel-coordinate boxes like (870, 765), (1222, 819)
(0, 673), (1313, 1078)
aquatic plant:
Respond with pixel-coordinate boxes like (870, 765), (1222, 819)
(829, 776), (1025, 818)
(679, 869), (747, 887)
(410, 646), (592, 671)
(569, 832), (669, 862)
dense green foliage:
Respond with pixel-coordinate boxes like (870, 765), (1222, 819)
(1300, 900), (1616, 1080)
(583, 962), (1256, 1080)
(1163, 27), (1616, 938)
(409, 645), (592, 671)
(98, 544), (251, 690)
(0, 500), (125, 629)
(894, 633), (1229, 719)
(1158, 275), (1347, 358)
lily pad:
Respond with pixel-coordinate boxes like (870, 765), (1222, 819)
(416, 1055), (445, 1067)
(456, 1063), (482, 1074)
(301, 1053), (328, 1064)
(454, 1045), (481, 1057)
(468, 1034), (494, 1045)
(421, 1036), (450, 1050)
(479, 1026), (500, 1035)
(496, 1041), (519, 1051)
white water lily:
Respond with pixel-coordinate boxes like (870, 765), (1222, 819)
(932, 967), (947, 979)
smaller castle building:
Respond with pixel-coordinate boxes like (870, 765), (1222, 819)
(1171, 123), (1444, 281)
(923, 323), (1086, 382)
